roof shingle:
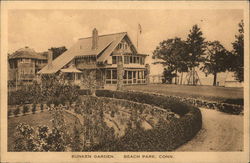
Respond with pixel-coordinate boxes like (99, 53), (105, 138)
(38, 32), (132, 74)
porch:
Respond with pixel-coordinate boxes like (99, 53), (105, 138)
(104, 68), (146, 85)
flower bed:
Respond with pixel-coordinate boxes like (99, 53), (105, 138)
(78, 91), (202, 151)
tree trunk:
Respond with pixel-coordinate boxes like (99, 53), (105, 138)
(213, 72), (217, 86)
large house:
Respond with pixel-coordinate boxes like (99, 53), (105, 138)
(8, 47), (48, 86)
(38, 29), (149, 88)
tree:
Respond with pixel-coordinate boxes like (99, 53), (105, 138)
(49, 46), (67, 60)
(201, 41), (229, 86)
(81, 70), (97, 95)
(230, 20), (244, 82)
(186, 24), (206, 69)
(152, 37), (189, 84)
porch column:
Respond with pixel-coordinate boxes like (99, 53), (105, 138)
(117, 57), (123, 90)
(145, 64), (150, 84)
(111, 69), (113, 84)
(126, 70), (128, 84)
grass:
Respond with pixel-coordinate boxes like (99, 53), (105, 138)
(8, 111), (81, 151)
(124, 84), (243, 105)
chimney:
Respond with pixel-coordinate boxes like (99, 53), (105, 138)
(47, 49), (53, 69)
(92, 28), (98, 50)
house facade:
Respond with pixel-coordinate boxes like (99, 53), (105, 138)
(8, 47), (48, 86)
(38, 29), (149, 88)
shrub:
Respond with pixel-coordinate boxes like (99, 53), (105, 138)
(14, 107), (20, 116)
(95, 90), (190, 116)
(8, 110), (12, 117)
(13, 123), (37, 151)
(8, 75), (81, 106)
(22, 105), (29, 115)
(40, 104), (44, 112)
(111, 110), (115, 118)
(32, 104), (36, 114)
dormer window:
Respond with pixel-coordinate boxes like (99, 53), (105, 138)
(117, 42), (128, 50)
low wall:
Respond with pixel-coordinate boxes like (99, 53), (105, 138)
(128, 90), (243, 115)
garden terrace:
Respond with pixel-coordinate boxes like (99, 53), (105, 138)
(8, 91), (202, 151)
(79, 90), (202, 151)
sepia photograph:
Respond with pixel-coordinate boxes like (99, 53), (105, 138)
(1, 1), (249, 163)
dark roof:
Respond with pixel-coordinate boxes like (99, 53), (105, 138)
(9, 47), (47, 60)
(38, 32), (138, 74)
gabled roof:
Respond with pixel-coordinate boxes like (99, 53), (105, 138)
(9, 47), (47, 60)
(38, 32), (137, 74)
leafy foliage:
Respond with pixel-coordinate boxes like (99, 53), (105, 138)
(14, 123), (38, 151)
(153, 38), (189, 83)
(81, 70), (97, 95)
(201, 41), (229, 86)
(186, 24), (207, 68)
(8, 74), (80, 105)
(13, 106), (79, 151)
(14, 107), (20, 116)
(32, 104), (36, 114)
(229, 20), (244, 82)
(49, 46), (67, 60)
(22, 105), (29, 115)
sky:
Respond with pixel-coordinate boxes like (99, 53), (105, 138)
(8, 9), (243, 74)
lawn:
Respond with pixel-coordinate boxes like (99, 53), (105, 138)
(124, 84), (243, 105)
(8, 111), (81, 151)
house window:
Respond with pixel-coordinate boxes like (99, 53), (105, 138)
(124, 56), (129, 64)
(21, 59), (31, 63)
(112, 56), (117, 64)
(112, 70), (117, 79)
(105, 69), (117, 84)
(77, 74), (81, 80)
(106, 70), (111, 79)
(117, 42), (128, 50)
(141, 57), (145, 65)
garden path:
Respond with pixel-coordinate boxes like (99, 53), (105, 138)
(176, 108), (243, 151)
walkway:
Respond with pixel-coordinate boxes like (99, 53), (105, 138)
(176, 108), (243, 151)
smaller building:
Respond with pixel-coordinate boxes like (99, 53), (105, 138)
(224, 72), (244, 87)
(8, 47), (48, 86)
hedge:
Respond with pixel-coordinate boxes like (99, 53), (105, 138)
(79, 90), (202, 151)
(90, 90), (243, 115)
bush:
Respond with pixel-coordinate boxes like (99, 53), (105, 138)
(22, 105), (29, 115)
(8, 76), (81, 106)
(32, 104), (36, 114)
(95, 90), (190, 116)
(8, 110), (12, 117)
(40, 104), (44, 112)
(13, 107), (20, 116)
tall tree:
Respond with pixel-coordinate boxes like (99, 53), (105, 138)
(152, 37), (189, 84)
(230, 20), (244, 82)
(49, 46), (67, 60)
(186, 24), (207, 69)
(201, 41), (229, 86)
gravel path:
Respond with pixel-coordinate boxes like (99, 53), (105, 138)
(176, 108), (243, 151)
